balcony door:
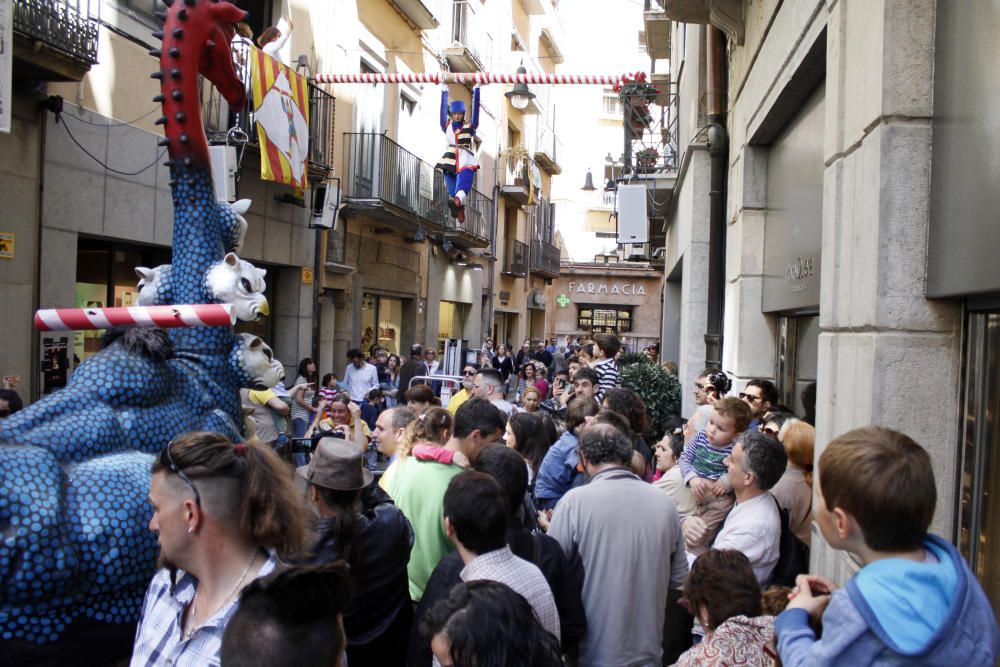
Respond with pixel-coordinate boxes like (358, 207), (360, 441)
(354, 60), (385, 197)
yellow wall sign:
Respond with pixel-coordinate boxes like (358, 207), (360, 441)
(0, 232), (13, 259)
(301, 267), (314, 284)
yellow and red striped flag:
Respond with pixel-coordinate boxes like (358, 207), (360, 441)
(250, 49), (310, 192)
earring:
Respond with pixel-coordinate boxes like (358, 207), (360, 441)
(187, 527), (193, 534)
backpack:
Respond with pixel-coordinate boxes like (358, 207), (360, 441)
(769, 493), (810, 587)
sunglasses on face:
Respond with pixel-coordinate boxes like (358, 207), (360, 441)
(739, 392), (763, 403)
(463, 370), (476, 376)
(163, 440), (202, 508)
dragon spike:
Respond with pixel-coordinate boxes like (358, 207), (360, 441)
(183, 157), (192, 166)
(209, 2), (248, 23)
(205, 40), (216, 49)
(169, 47), (180, 57)
(152, 31), (163, 39)
(177, 8), (188, 20)
(150, 71), (164, 80)
(154, 10), (166, 21)
(173, 28), (184, 38)
(153, 94), (165, 103)
(171, 90), (183, 101)
(175, 112), (187, 122)
(148, 48), (162, 57)
(163, 0), (174, 5)
(169, 179), (178, 187)
(169, 68), (181, 79)
(184, 0), (196, 6)
(163, 160), (175, 167)
(154, 116), (168, 126)
(158, 138), (170, 146)
(179, 133), (190, 144)
(187, 178), (196, 187)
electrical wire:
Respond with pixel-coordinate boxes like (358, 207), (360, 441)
(56, 112), (166, 176)
(59, 105), (161, 127)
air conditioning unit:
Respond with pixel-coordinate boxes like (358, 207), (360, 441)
(626, 243), (649, 260)
(617, 183), (648, 244)
(209, 145), (237, 202)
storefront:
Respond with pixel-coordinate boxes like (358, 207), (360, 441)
(552, 265), (663, 352)
(761, 84), (824, 418)
(360, 292), (405, 355)
(425, 253), (483, 357)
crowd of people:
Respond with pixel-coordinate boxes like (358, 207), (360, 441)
(113, 332), (1000, 665)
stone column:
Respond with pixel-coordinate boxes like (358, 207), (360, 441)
(813, 0), (962, 579)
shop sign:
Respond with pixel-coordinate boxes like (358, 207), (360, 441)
(0, 232), (12, 259)
(566, 281), (646, 297)
(301, 267), (313, 284)
(556, 294), (570, 307)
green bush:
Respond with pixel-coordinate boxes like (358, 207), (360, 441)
(617, 352), (648, 368)
(621, 360), (682, 442)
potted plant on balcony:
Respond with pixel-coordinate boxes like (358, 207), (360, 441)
(615, 71), (659, 132)
(635, 147), (659, 173)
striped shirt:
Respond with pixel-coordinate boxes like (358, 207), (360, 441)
(678, 430), (733, 483)
(592, 358), (620, 401)
(130, 553), (278, 667)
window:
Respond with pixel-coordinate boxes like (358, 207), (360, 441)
(602, 89), (623, 117)
(577, 306), (632, 334)
(115, 0), (166, 24)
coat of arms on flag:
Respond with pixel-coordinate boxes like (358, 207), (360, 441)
(251, 50), (310, 192)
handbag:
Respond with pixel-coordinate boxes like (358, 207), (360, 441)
(769, 493), (810, 587)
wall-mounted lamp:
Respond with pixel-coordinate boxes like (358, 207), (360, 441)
(505, 65), (536, 111)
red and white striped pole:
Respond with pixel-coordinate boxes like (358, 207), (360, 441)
(34, 305), (237, 331)
(311, 72), (631, 86)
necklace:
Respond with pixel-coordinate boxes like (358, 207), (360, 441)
(183, 549), (259, 640)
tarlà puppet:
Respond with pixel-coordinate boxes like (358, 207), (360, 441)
(436, 84), (481, 224)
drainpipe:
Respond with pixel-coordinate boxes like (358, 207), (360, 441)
(704, 26), (728, 369)
(487, 142), (501, 341)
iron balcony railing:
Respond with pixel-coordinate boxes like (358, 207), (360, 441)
(530, 238), (560, 278)
(202, 40), (335, 174)
(504, 152), (531, 189)
(622, 87), (679, 175)
(13, 0), (99, 64)
(343, 132), (492, 243)
(503, 239), (528, 277)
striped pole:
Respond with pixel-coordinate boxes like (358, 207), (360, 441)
(311, 72), (631, 86)
(34, 305), (237, 332)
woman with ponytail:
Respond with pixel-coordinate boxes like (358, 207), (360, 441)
(133, 432), (308, 665)
(299, 437), (413, 666)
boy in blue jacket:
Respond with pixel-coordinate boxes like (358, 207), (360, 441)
(777, 426), (999, 666)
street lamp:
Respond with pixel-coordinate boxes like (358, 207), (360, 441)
(505, 65), (536, 110)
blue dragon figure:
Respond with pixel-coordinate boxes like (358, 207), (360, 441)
(0, 1), (283, 660)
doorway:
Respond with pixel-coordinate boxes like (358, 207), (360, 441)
(774, 314), (819, 423)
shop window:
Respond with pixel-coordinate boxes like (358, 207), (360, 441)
(957, 311), (1000, 618)
(360, 293), (403, 355)
(577, 305), (632, 334)
(438, 301), (470, 350)
(74, 239), (170, 364)
(774, 314), (819, 423)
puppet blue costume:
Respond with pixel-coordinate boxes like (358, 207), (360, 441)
(436, 86), (481, 223)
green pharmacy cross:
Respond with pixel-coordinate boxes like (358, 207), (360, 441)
(556, 294), (571, 308)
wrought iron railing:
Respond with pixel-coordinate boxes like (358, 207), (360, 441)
(343, 132), (492, 243)
(621, 87), (679, 175)
(451, 0), (486, 67)
(503, 152), (531, 189)
(504, 239), (528, 277)
(201, 40), (335, 173)
(530, 238), (560, 277)
(13, 0), (98, 64)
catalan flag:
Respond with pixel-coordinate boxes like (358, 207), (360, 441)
(250, 49), (310, 192)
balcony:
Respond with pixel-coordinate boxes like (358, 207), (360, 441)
(388, 0), (442, 30)
(12, 0), (99, 81)
(502, 239), (528, 278)
(342, 132), (492, 249)
(529, 238), (560, 279)
(643, 0), (671, 60)
(444, 0), (487, 72)
(533, 125), (562, 175)
(202, 41), (335, 177)
(500, 151), (532, 205)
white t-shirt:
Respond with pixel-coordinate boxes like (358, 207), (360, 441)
(712, 492), (781, 586)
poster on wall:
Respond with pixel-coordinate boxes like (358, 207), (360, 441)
(0, 0), (12, 134)
(42, 337), (68, 394)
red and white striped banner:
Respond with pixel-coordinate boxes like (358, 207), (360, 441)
(312, 72), (630, 86)
(34, 305), (237, 331)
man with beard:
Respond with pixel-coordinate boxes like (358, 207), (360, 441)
(131, 432), (307, 667)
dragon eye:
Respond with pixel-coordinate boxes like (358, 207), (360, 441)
(240, 278), (252, 292)
(264, 348), (273, 360)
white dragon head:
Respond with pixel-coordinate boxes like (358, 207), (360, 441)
(206, 252), (269, 321)
(231, 333), (284, 390)
(135, 265), (171, 307)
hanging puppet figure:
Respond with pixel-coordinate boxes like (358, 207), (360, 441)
(436, 83), (481, 224)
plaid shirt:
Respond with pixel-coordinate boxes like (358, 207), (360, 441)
(130, 553), (278, 667)
(460, 545), (561, 641)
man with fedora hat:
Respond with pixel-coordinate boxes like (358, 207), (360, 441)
(298, 437), (414, 666)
